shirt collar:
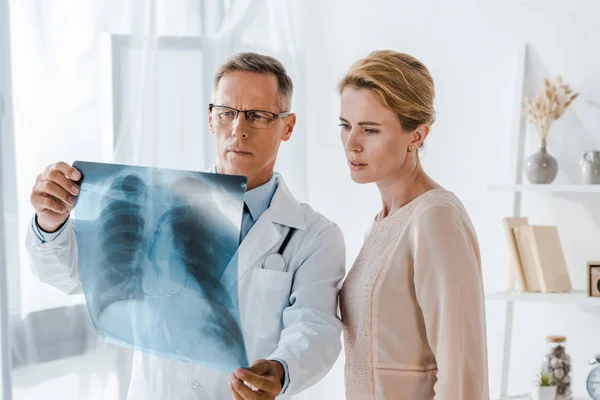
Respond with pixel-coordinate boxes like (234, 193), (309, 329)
(244, 173), (279, 222)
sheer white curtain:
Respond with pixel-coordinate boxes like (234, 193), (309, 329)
(107, 0), (308, 200)
(3, 1), (309, 399)
(1, 0), (17, 397)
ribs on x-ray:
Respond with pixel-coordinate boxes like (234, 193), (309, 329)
(72, 161), (248, 371)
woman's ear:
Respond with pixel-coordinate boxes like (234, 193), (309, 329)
(408, 124), (430, 150)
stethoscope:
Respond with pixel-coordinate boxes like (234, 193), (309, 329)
(262, 227), (296, 272)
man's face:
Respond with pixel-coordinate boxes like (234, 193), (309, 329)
(209, 71), (295, 189)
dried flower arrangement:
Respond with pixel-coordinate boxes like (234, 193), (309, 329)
(523, 76), (579, 141)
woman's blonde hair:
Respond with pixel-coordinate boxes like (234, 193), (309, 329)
(338, 50), (436, 132)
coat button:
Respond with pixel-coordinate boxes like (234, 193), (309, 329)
(192, 381), (201, 389)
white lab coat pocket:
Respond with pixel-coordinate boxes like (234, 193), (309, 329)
(243, 268), (293, 360)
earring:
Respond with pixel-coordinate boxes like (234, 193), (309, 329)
(410, 145), (415, 151)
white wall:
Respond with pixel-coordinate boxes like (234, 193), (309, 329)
(303, 0), (600, 398)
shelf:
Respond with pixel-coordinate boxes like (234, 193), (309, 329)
(495, 395), (589, 400)
(486, 290), (600, 305)
(488, 184), (600, 193)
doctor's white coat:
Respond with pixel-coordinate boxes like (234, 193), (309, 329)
(25, 172), (346, 399)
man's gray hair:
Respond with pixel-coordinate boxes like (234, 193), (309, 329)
(213, 52), (293, 111)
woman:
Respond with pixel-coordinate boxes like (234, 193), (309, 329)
(339, 50), (489, 399)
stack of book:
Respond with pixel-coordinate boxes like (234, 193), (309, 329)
(503, 217), (572, 293)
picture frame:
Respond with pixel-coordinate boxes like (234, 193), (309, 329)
(587, 261), (600, 297)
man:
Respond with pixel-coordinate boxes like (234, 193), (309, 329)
(26, 52), (346, 399)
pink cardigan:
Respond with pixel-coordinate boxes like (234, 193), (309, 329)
(340, 189), (489, 399)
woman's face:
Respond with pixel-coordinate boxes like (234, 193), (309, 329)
(340, 87), (417, 184)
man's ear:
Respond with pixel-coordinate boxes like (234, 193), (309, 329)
(208, 109), (215, 134)
(281, 113), (296, 142)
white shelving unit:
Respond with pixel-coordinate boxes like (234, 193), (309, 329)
(489, 184), (600, 193)
(487, 290), (599, 305)
(489, 43), (600, 400)
(493, 395), (591, 400)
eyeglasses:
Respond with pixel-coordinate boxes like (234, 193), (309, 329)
(208, 104), (290, 129)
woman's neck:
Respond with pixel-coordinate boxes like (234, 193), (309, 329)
(376, 160), (441, 219)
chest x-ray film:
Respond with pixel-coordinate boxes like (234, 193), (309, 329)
(72, 161), (249, 371)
